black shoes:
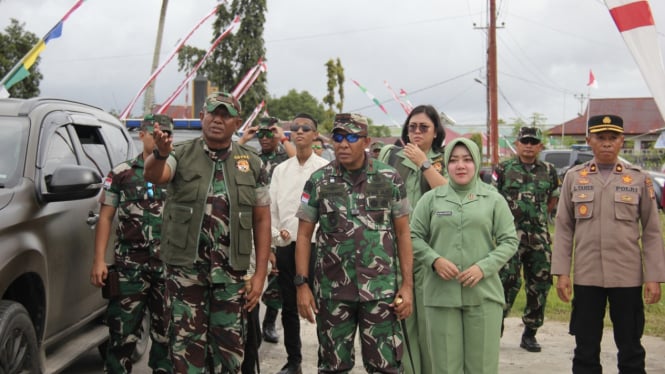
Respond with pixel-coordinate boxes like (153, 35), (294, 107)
(276, 362), (302, 374)
(262, 323), (279, 343)
(520, 334), (542, 352)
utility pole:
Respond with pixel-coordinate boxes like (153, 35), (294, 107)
(488, 0), (499, 166)
(143, 0), (169, 116)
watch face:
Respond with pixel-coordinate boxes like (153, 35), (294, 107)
(294, 275), (308, 286)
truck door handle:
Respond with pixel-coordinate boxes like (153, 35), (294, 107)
(86, 210), (99, 226)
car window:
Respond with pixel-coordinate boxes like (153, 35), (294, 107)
(0, 118), (28, 187)
(543, 152), (569, 169)
(74, 125), (112, 175)
(577, 153), (593, 164)
(43, 126), (78, 177)
(101, 123), (132, 166)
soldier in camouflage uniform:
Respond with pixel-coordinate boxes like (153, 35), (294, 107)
(294, 113), (414, 373)
(239, 116), (294, 349)
(90, 114), (174, 373)
(145, 92), (272, 373)
(493, 127), (559, 353)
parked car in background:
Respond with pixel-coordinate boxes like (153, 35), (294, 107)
(0, 98), (144, 373)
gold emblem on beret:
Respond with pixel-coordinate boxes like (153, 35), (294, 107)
(236, 159), (250, 172)
(578, 204), (588, 216)
(622, 175), (632, 184)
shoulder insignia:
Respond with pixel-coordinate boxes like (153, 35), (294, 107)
(645, 177), (655, 199)
(580, 168), (589, 176)
(615, 164), (623, 173)
(236, 159), (250, 172)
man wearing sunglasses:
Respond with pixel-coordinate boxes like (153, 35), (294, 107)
(90, 114), (174, 373)
(492, 126), (559, 353)
(294, 113), (414, 373)
(269, 113), (329, 374)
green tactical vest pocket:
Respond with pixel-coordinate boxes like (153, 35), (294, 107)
(166, 204), (194, 249)
(238, 210), (253, 255)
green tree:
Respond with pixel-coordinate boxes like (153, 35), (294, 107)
(323, 59), (337, 113)
(469, 133), (484, 157)
(178, 0), (268, 117)
(0, 19), (42, 98)
(266, 89), (327, 124)
(335, 58), (345, 112)
(368, 124), (391, 137)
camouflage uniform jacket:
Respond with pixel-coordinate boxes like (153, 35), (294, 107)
(296, 157), (410, 302)
(160, 138), (269, 270)
(101, 154), (167, 259)
(493, 157), (559, 232)
(260, 146), (289, 181)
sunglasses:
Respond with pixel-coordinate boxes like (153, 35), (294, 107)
(290, 125), (314, 132)
(146, 182), (154, 201)
(256, 131), (275, 139)
(519, 138), (540, 145)
(312, 145), (323, 150)
(332, 133), (365, 144)
(408, 124), (432, 133)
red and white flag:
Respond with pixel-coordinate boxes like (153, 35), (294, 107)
(605, 0), (665, 121)
(587, 69), (598, 89)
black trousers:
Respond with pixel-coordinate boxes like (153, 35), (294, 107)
(276, 242), (315, 365)
(570, 285), (645, 374)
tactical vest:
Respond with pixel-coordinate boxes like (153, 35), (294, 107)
(160, 138), (261, 270)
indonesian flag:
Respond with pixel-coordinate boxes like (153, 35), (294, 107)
(587, 69), (598, 89)
(605, 0), (665, 121)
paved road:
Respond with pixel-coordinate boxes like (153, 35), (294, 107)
(65, 316), (665, 373)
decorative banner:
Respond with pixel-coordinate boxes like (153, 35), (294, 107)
(157, 15), (241, 114)
(239, 99), (266, 132)
(352, 79), (398, 125)
(605, 0), (665, 121)
(399, 88), (415, 113)
(587, 69), (598, 89)
(0, 0), (87, 98)
(119, 3), (223, 119)
(384, 80), (411, 115)
(232, 59), (267, 100)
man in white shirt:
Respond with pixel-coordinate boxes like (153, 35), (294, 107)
(270, 113), (329, 374)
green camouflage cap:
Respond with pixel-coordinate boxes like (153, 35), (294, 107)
(332, 113), (368, 135)
(371, 141), (385, 151)
(205, 91), (241, 116)
(142, 114), (174, 133)
(517, 127), (542, 141)
(257, 116), (279, 130)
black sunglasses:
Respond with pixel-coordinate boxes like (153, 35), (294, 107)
(519, 138), (540, 145)
(290, 125), (314, 132)
(257, 131), (275, 139)
(332, 133), (365, 143)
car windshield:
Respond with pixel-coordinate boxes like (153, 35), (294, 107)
(0, 118), (29, 187)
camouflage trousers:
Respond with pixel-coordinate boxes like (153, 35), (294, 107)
(499, 229), (552, 330)
(316, 298), (403, 373)
(105, 257), (171, 374)
(166, 265), (246, 374)
(261, 273), (282, 310)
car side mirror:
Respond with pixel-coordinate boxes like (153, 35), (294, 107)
(42, 165), (102, 202)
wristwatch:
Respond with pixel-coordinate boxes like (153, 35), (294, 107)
(420, 159), (432, 172)
(294, 274), (309, 287)
(152, 148), (168, 160)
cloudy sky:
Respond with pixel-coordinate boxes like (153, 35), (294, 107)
(1, 0), (664, 127)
